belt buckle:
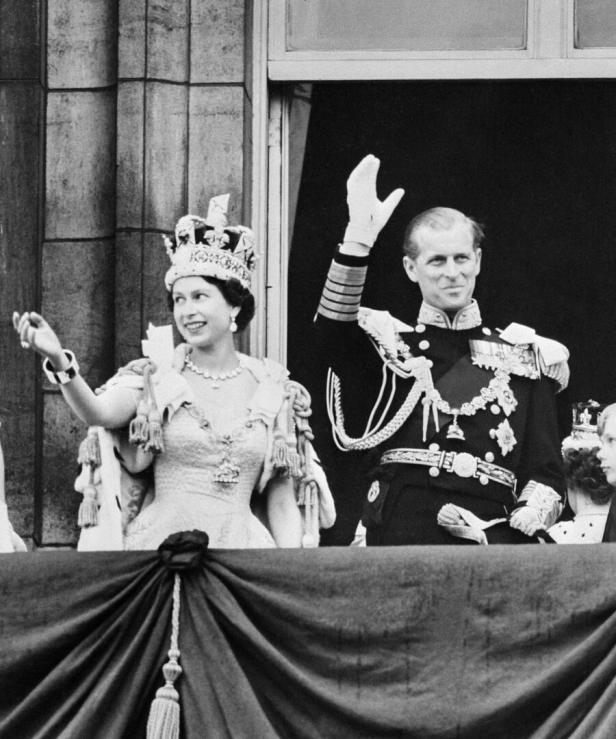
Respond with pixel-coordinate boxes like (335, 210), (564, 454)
(451, 452), (477, 478)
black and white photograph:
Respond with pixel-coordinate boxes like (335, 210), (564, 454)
(2, 1), (616, 737)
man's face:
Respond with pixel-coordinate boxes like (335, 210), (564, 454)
(598, 413), (616, 486)
(402, 222), (482, 313)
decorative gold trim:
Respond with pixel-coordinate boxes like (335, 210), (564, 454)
(380, 447), (516, 490)
(417, 300), (482, 330)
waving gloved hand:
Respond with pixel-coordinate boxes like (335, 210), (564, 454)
(343, 154), (405, 251)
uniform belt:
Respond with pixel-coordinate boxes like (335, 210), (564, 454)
(379, 448), (516, 491)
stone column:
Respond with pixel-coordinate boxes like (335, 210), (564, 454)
(41, 0), (117, 544)
(116, 0), (250, 364)
(0, 0), (42, 549)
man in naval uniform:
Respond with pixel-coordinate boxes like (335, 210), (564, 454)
(315, 155), (568, 545)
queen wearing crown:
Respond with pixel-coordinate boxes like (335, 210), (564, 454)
(13, 196), (335, 550)
(548, 401), (613, 544)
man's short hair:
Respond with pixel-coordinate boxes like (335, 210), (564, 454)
(402, 207), (485, 259)
(598, 403), (616, 436)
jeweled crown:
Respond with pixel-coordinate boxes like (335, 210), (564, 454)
(561, 399), (604, 451)
(163, 194), (257, 290)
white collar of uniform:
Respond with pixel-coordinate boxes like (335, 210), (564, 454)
(417, 299), (482, 331)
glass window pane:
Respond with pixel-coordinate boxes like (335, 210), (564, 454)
(287, 0), (527, 52)
(576, 0), (616, 48)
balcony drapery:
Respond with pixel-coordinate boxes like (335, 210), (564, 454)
(2, 542), (616, 738)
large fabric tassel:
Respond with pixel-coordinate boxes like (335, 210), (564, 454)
(147, 573), (182, 739)
(130, 363), (166, 454)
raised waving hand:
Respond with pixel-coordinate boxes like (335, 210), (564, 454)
(342, 154), (405, 252)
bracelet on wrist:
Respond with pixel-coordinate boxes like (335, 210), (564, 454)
(42, 350), (80, 385)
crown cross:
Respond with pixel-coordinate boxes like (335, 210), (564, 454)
(578, 407), (592, 426)
(203, 226), (230, 250)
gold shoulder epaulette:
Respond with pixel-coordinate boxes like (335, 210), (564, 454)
(358, 308), (417, 376)
(498, 323), (570, 391)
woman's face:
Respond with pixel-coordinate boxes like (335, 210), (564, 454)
(171, 276), (237, 349)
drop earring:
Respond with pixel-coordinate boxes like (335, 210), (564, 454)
(230, 315), (238, 333)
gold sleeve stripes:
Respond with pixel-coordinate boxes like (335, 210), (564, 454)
(317, 260), (367, 322)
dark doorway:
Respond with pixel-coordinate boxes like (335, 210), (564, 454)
(288, 80), (616, 544)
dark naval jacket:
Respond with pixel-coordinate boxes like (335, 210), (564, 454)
(315, 247), (568, 545)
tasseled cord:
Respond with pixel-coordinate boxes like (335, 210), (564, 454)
(147, 573), (183, 739)
(130, 399), (151, 444)
(285, 388), (304, 479)
(78, 428), (102, 467)
(129, 362), (165, 454)
(77, 429), (101, 528)
(272, 411), (290, 471)
(77, 468), (99, 528)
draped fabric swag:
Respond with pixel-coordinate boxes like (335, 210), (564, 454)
(2, 544), (616, 738)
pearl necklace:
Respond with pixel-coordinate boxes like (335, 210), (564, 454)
(184, 354), (244, 389)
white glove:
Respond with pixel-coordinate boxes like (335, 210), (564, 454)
(343, 154), (405, 249)
(509, 506), (543, 537)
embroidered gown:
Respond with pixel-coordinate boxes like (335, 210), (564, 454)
(124, 400), (276, 549)
(74, 350), (338, 552)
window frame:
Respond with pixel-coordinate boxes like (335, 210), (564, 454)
(268, 0), (616, 79)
